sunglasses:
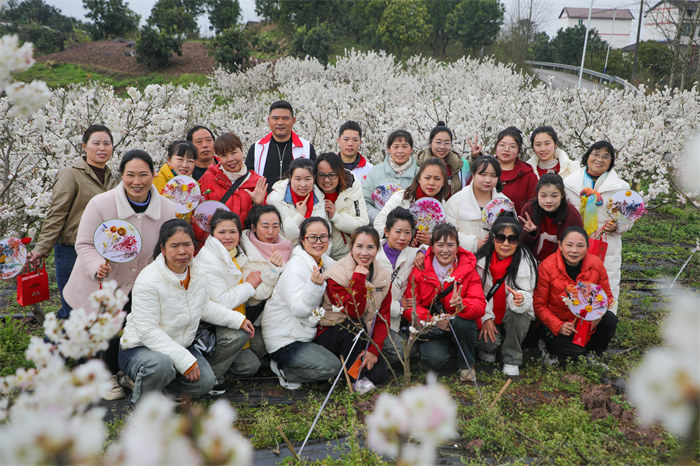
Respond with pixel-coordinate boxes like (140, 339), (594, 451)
(493, 233), (519, 244)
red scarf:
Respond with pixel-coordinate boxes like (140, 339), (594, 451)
(537, 163), (560, 178)
(290, 189), (314, 218)
(488, 250), (512, 324)
(415, 185), (430, 200)
(324, 191), (339, 203)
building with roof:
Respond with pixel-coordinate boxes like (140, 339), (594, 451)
(559, 7), (635, 49)
(644, 1), (699, 44)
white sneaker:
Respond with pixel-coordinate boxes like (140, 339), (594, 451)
(478, 351), (496, 363)
(270, 360), (301, 390)
(103, 374), (127, 401)
(502, 364), (520, 377)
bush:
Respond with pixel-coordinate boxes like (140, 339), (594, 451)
(19, 25), (64, 55)
(208, 25), (250, 72)
(135, 26), (182, 69)
(291, 23), (333, 65)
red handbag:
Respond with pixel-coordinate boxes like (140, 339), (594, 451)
(588, 233), (608, 262)
(16, 261), (50, 306)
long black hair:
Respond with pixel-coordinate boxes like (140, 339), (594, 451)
(153, 219), (195, 261)
(475, 213), (537, 289)
(403, 157), (449, 202)
(471, 156), (503, 192)
(527, 173), (568, 224)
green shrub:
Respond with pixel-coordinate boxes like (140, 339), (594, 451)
(0, 317), (35, 377)
(135, 26), (182, 69)
(19, 25), (64, 55)
(207, 25), (250, 72)
(291, 23), (333, 65)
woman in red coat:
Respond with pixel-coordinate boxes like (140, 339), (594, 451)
(533, 226), (617, 359)
(491, 127), (538, 214)
(518, 173), (583, 262)
(403, 223), (486, 381)
(196, 132), (268, 246)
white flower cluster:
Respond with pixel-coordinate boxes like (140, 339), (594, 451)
(0, 34), (50, 116)
(1, 51), (699, 236)
(105, 394), (252, 466)
(366, 374), (457, 464)
(0, 280), (253, 465)
(629, 290), (700, 438)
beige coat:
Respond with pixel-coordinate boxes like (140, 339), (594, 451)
(35, 157), (118, 256)
(63, 183), (178, 313)
(416, 148), (465, 196)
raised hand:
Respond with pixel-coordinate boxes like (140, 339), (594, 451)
(250, 176), (268, 206)
(415, 231), (431, 246)
(310, 266), (324, 285)
(96, 260), (112, 279)
(295, 194), (310, 216)
(506, 285), (524, 307)
(324, 199), (336, 218)
(246, 270), (263, 288)
(518, 211), (537, 234)
(466, 134), (482, 157)
(449, 283), (463, 311)
(269, 249), (284, 267)
(354, 264), (369, 275)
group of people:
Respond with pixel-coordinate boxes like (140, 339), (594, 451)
(29, 100), (631, 405)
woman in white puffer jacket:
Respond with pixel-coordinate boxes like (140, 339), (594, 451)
(195, 210), (263, 384)
(119, 219), (254, 405)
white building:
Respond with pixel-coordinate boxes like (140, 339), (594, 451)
(559, 7), (635, 49)
(644, 1), (699, 44)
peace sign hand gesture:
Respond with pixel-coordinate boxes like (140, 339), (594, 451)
(449, 283), (463, 312)
(296, 194), (310, 216)
(518, 212), (537, 234)
(466, 134), (482, 158)
(506, 285), (525, 307)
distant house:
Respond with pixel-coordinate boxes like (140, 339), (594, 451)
(644, 1), (700, 44)
(559, 7), (635, 49)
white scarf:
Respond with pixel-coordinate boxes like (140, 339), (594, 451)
(222, 164), (248, 183)
(538, 157), (559, 170)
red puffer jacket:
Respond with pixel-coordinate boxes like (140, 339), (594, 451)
(195, 164), (266, 246)
(402, 247), (486, 323)
(501, 159), (538, 214)
(533, 251), (613, 335)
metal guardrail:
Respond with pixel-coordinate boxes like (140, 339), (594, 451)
(524, 60), (639, 93)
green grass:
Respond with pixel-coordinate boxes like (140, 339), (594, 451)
(14, 63), (210, 92)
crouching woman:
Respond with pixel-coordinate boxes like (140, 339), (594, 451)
(119, 219), (253, 404)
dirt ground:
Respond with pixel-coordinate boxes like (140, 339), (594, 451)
(37, 40), (218, 75)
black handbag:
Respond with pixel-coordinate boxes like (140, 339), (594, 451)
(193, 322), (216, 356)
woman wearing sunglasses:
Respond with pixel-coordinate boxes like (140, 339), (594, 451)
(475, 214), (538, 377)
(261, 217), (340, 390)
(315, 152), (369, 259)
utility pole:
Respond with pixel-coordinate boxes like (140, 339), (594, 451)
(604, 8), (617, 74)
(632, 0), (645, 80)
(578, 0), (594, 87)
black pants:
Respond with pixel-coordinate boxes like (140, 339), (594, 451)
(545, 311), (618, 359)
(315, 322), (390, 386)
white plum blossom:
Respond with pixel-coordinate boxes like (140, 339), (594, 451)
(679, 133), (700, 193)
(366, 374), (457, 464)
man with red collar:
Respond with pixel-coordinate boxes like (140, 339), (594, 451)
(246, 100), (316, 192)
(337, 120), (373, 184)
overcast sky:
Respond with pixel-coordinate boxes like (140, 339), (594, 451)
(44, 0), (645, 42)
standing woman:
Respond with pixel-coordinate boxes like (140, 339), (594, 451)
(374, 157), (449, 246)
(63, 149), (178, 399)
(315, 152), (369, 260)
(267, 158), (328, 243)
(261, 217), (341, 390)
(519, 173), (583, 262)
(533, 226), (617, 359)
(525, 126), (576, 180)
(119, 220), (253, 405)
(153, 140), (197, 192)
(490, 127), (538, 214)
(239, 205), (293, 357)
(196, 132), (268, 245)
(375, 207), (418, 365)
(416, 121), (468, 198)
(475, 214), (538, 377)
(403, 224), (486, 381)
(28, 125), (118, 315)
(317, 226), (392, 390)
(564, 141), (631, 313)
(195, 210), (262, 383)
(444, 156), (511, 252)
(363, 130), (419, 223)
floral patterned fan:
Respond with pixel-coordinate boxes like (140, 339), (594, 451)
(371, 183), (401, 209)
(160, 175), (202, 214)
(607, 190), (647, 225)
(0, 237), (27, 280)
(193, 200), (230, 232)
(481, 198), (515, 228)
(562, 281), (609, 321)
(409, 198), (446, 232)
(93, 219), (142, 263)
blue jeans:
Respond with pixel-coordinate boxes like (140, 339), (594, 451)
(54, 244), (77, 319)
(118, 344), (216, 405)
(269, 341), (341, 384)
(419, 316), (478, 371)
